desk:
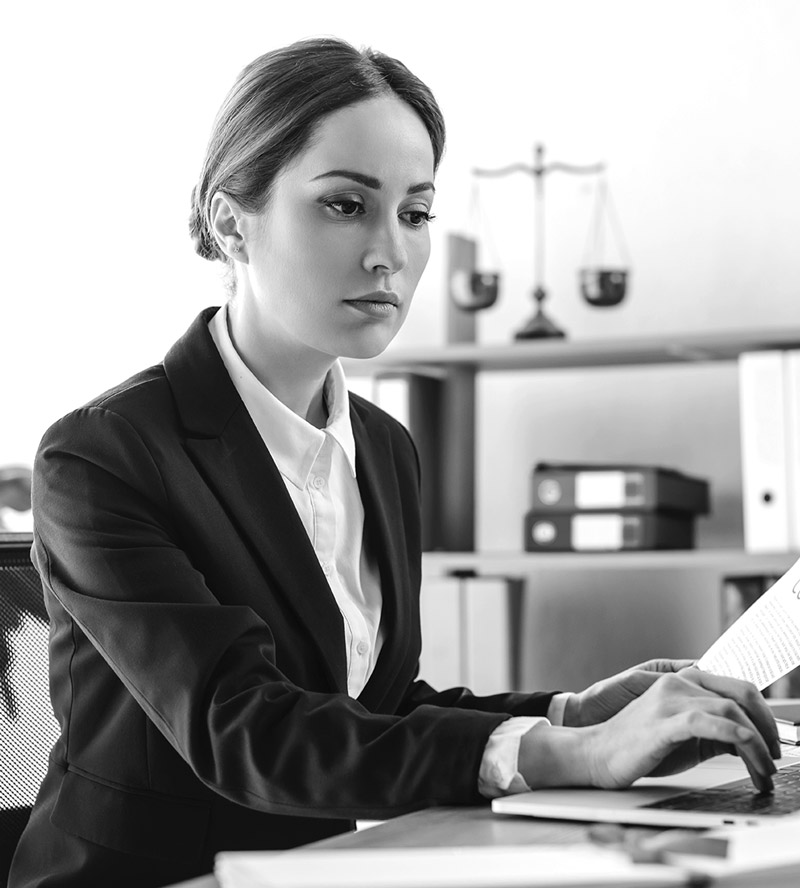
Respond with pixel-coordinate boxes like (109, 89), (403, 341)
(166, 806), (648, 888)
(168, 803), (800, 887)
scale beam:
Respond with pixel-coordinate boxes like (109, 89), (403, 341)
(470, 143), (607, 340)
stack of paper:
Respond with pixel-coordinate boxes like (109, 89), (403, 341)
(665, 821), (800, 882)
(215, 846), (685, 888)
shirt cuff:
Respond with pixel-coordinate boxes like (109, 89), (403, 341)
(478, 716), (548, 799)
(477, 693), (575, 799)
(546, 692), (574, 726)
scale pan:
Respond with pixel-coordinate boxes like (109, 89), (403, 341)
(469, 272), (500, 309)
(580, 267), (628, 307)
(449, 270), (500, 312)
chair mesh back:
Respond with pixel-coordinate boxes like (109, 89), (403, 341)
(0, 537), (60, 873)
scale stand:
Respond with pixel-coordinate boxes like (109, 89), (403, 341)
(518, 284), (565, 339)
(474, 144), (605, 340)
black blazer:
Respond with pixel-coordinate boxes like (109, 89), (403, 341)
(10, 308), (556, 888)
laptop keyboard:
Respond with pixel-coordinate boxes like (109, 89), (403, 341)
(643, 760), (800, 816)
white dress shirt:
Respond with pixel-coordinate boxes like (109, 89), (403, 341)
(208, 304), (570, 797)
(209, 305), (383, 698)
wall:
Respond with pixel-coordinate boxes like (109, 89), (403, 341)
(3, 0), (799, 687)
(4, 0), (799, 463)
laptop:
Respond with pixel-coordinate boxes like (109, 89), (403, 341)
(492, 751), (800, 828)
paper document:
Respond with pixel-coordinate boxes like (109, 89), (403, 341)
(665, 820), (800, 879)
(215, 846), (686, 888)
(697, 556), (800, 689)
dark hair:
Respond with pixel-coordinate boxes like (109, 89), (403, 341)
(190, 37), (446, 263)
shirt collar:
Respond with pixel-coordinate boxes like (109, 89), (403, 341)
(208, 304), (357, 489)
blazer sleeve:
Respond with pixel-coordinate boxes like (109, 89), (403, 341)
(32, 405), (512, 821)
(396, 676), (558, 719)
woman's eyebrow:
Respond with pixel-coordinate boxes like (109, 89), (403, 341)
(312, 169), (435, 194)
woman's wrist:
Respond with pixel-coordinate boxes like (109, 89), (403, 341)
(518, 722), (596, 789)
(562, 692), (583, 728)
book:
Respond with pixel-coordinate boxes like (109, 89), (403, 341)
(770, 701), (800, 745)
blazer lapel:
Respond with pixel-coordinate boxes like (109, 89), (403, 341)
(351, 407), (414, 708)
(163, 308), (348, 693)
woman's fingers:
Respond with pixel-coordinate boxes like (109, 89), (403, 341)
(573, 666), (781, 792)
(652, 671), (778, 791)
(679, 667), (781, 758)
(592, 670), (780, 791)
(636, 658), (696, 674)
(664, 705), (776, 793)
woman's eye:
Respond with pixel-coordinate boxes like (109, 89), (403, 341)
(327, 199), (364, 217)
(402, 209), (436, 228)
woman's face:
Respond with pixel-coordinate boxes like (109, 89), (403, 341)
(239, 94), (436, 362)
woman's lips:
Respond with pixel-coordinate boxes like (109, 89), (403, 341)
(344, 291), (400, 318)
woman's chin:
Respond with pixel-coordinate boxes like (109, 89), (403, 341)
(339, 331), (399, 361)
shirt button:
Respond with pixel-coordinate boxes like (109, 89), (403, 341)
(312, 476), (325, 489)
(321, 561), (332, 575)
(356, 641), (369, 656)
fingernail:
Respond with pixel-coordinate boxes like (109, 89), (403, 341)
(736, 726), (753, 741)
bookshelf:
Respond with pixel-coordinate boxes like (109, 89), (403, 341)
(343, 327), (800, 375)
(343, 327), (800, 556)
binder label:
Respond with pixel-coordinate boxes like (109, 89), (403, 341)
(572, 514), (624, 549)
(574, 471), (626, 509)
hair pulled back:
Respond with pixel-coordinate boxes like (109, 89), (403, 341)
(189, 37), (445, 263)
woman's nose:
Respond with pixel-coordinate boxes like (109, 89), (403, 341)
(362, 219), (407, 275)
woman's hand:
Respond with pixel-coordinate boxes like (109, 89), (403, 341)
(519, 666), (781, 793)
(564, 658), (695, 727)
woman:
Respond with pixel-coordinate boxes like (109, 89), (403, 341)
(10, 36), (779, 888)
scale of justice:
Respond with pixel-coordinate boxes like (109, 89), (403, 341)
(457, 143), (631, 340)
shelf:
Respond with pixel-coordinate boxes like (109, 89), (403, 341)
(422, 549), (800, 575)
(341, 326), (800, 550)
(0, 532), (32, 548)
(342, 328), (800, 375)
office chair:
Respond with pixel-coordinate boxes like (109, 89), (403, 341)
(0, 533), (59, 884)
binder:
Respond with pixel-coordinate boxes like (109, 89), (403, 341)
(418, 576), (517, 694)
(361, 373), (446, 551)
(530, 464), (709, 515)
(417, 577), (463, 690)
(739, 351), (790, 552)
(785, 350), (800, 549)
(524, 511), (695, 552)
(462, 577), (514, 695)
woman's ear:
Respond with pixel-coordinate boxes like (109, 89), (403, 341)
(210, 192), (248, 262)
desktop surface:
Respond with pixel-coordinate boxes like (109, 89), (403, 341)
(167, 801), (800, 888)
(164, 807), (649, 888)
